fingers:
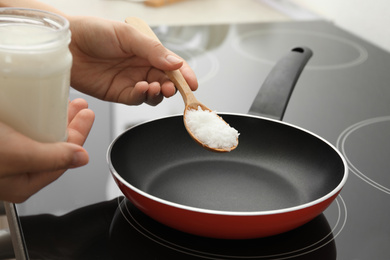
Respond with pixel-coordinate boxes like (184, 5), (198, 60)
(125, 81), (164, 106)
(160, 80), (177, 97)
(67, 99), (95, 146)
(0, 128), (89, 177)
(0, 99), (92, 176)
(143, 82), (163, 106)
(180, 61), (199, 91)
(68, 98), (89, 124)
(0, 99), (95, 203)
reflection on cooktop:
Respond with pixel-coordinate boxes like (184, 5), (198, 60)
(232, 27), (368, 70)
(337, 116), (390, 194)
(154, 25), (226, 84)
(109, 197), (346, 259)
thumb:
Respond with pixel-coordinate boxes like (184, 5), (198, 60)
(25, 142), (90, 173)
(1, 132), (89, 176)
(135, 35), (184, 71)
(122, 20), (184, 70)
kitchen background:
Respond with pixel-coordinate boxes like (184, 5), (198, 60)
(34, 0), (390, 53)
(1, 0), (390, 258)
(36, 0), (390, 137)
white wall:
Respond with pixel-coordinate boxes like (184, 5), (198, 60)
(291, 0), (390, 53)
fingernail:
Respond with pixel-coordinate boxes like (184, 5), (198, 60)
(166, 55), (182, 64)
(72, 151), (88, 167)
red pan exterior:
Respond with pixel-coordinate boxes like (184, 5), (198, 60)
(112, 172), (341, 239)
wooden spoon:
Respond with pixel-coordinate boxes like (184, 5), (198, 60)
(125, 17), (238, 152)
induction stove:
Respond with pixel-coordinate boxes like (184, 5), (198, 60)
(5, 20), (390, 259)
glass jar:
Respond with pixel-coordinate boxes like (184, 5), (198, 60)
(0, 8), (72, 142)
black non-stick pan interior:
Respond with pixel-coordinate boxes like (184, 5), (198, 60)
(110, 114), (345, 212)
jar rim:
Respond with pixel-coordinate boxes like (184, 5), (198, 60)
(0, 7), (70, 51)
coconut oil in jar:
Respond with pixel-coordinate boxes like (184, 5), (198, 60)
(0, 8), (72, 142)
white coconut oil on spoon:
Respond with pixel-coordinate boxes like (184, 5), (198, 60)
(185, 106), (239, 152)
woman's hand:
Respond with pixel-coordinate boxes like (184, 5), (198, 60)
(68, 16), (198, 106)
(0, 99), (95, 203)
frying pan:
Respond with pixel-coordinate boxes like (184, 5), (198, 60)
(107, 47), (348, 239)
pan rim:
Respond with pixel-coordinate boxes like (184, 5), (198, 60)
(107, 113), (349, 216)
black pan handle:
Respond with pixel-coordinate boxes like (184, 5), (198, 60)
(248, 47), (313, 121)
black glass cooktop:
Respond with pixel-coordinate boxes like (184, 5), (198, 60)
(13, 20), (390, 259)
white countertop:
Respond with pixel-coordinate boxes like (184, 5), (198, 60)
(38, 0), (291, 26)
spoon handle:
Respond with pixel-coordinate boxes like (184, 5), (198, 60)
(165, 70), (198, 106)
(125, 17), (198, 107)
